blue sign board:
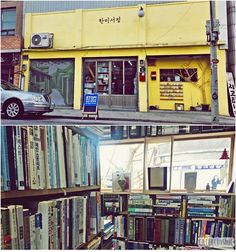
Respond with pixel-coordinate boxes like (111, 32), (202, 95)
(84, 93), (98, 107)
(82, 93), (99, 119)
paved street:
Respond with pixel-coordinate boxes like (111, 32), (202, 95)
(1, 109), (235, 125)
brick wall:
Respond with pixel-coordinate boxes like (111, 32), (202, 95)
(1, 36), (22, 50)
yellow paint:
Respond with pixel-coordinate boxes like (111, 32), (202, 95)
(24, 1), (223, 50)
(22, 1), (229, 115)
(148, 57), (211, 111)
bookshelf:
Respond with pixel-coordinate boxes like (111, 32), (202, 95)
(97, 62), (109, 94)
(1, 126), (102, 250)
(101, 192), (235, 250)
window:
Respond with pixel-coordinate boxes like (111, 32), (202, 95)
(100, 143), (144, 192)
(29, 59), (74, 107)
(1, 8), (16, 36)
(145, 138), (171, 191)
(160, 68), (198, 82)
(171, 137), (231, 191)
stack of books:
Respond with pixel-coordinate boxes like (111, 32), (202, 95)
(128, 195), (153, 216)
(187, 196), (216, 217)
(154, 196), (182, 217)
(103, 216), (114, 240)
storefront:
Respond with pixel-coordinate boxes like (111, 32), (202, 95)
(147, 55), (211, 111)
(83, 58), (138, 109)
(22, 1), (230, 115)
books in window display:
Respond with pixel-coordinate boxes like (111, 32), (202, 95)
(0, 193), (100, 250)
(1, 126), (99, 191)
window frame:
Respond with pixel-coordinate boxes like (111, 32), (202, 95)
(1, 8), (16, 36)
(100, 131), (235, 194)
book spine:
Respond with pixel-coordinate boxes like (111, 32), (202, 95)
(35, 213), (42, 249)
(1, 127), (11, 191)
(33, 126), (43, 189)
(8, 205), (18, 249)
(7, 127), (17, 190)
(57, 127), (66, 188)
(53, 126), (60, 188)
(1, 208), (12, 249)
(28, 126), (37, 189)
(68, 129), (75, 187)
(16, 205), (24, 249)
(23, 209), (30, 249)
(21, 127), (30, 189)
(72, 134), (80, 186)
(37, 201), (50, 249)
(29, 214), (36, 249)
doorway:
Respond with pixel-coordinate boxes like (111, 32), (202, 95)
(83, 58), (138, 109)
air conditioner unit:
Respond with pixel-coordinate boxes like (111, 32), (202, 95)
(30, 33), (54, 48)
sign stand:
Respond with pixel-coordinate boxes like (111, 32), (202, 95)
(82, 93), (99, 120)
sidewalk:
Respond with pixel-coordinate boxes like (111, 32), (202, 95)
(46, 108), (235, 125)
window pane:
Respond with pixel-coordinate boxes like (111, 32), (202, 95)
(111, 61), (123, 95)
(125, 60), (137, 95)
(1, 9), (16, 31)
(29, 59), (74, 107)
(97, 61), (109, 94)
(171, 138), (231, 191)
(83, 61), (96, 94)
(100, 143), (144, 192)
(146, 140), (171, 190)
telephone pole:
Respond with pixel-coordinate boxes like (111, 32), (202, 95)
(206, 0), (220, 124)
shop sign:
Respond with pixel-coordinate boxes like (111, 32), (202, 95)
(99, 16), (121, 24)
(226, 72), (236, 116)
(82, 93), (99, 119)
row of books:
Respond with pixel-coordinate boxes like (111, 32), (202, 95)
(102, 194), (128, 215)
(186, 219), (235, 245)
(103, 215), (114, 240)
(1, 192), (101, 250)
(1, 126), (100, 191)
(128, 195), (153, 216)
(187, 196), (217, 218)
(128, 217), (185, 245)
(114, 215), (126, 238)
(154, 195), (184, 217)
(218, 196), (235, 217)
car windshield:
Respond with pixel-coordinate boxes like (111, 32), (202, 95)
(1, 82), (21, 91)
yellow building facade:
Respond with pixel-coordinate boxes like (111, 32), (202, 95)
(22, 1), (229, 115)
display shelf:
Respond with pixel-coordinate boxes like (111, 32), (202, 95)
(1, 185), (100, 199)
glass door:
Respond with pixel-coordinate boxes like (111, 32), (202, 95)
(110, 60), (124, 107)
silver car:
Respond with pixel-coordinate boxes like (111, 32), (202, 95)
(1, 81), (55, 118)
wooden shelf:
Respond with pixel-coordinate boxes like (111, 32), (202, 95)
(77, 232), (101, 249)
(187, 216), (235, 221)
(102, 191), (235, 196)
(1, 185), (100, 200)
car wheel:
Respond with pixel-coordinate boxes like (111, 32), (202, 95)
(4, 100), (23, 119)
